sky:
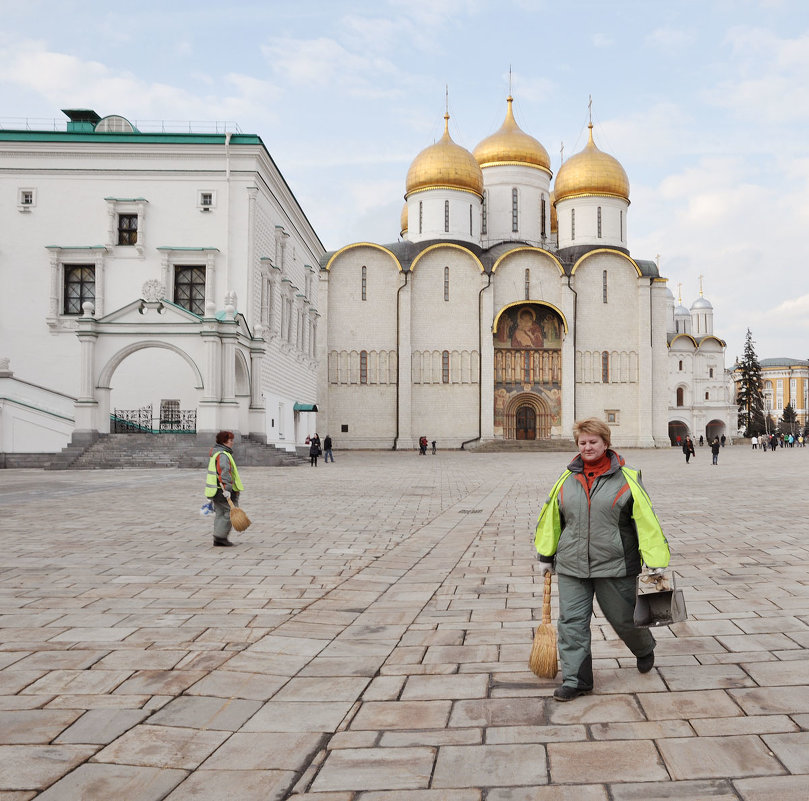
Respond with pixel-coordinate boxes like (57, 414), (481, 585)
(1, 0), (807, 363)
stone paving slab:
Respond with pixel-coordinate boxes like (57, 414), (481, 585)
(0, 448), (808, 797)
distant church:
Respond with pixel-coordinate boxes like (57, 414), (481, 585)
(317, 97), (736, 448)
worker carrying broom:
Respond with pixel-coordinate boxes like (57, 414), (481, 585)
(533, 418), (670, 701)
(204, 430), (245, 547)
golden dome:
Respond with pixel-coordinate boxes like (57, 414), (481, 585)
(473, 96), (551, 174)
(549, 190), (557, 233)
(554, 124), (629, 203)
(405, 113), (483, 199)
(400, 203), (408, 236)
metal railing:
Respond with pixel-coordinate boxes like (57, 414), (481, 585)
(111, 405), (197, 434)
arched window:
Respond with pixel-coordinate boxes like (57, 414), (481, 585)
(602, 270), (608, 304)
(597, 206), (602, 238)
(444, 266), (450, 302)
(482, 191), (488, 235)
(601, 351), (609, 383)
(676, 387), (684, 406)
(360, 350), (368, 384)
(361, 265), (367, 301)
(571, 209), (576, 240)
(442, 351), (450, 384)
(541, 196), (547, 239)
(512, 188), (519, 232)
(524, 268), (530, 300)
(709, 367), (714, 378)
(705, 391), (709, 400)
(444, 200), (450, 232)
(679, 360), (683, 371)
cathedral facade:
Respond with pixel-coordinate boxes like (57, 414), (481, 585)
(317, 98), (736, 449)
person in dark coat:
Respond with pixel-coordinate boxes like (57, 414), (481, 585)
(682, 436), (695, 463)
(711, 437), (720, 465)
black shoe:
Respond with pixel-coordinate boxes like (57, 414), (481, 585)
(213, 539), (234, 547)
(637, 651), (655, 673)
(553, 685), (592, 702)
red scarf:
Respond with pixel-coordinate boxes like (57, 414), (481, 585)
(582, 452), (612, 491)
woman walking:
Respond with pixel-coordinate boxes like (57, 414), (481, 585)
(204, 430), (243, 547)
(682, 436), (695, 463)
(534, 418), (670, 701)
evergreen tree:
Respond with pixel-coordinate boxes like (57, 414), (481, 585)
(736, 329), (765, 436)
(779, 403), (798, 437)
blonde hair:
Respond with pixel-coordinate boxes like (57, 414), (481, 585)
(572, 417), (611, 448)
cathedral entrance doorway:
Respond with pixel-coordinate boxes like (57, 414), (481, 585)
(515, 405), (536, 440)
(668, 420), (689, 446)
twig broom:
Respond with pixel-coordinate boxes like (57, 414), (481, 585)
(529, 572), (558, 678)
(225, 495), (251, 532)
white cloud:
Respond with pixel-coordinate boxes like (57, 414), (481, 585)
(592, 32), (613, 48)
(644, 27), (696, 51)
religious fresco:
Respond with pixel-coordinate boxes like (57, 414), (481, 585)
(493, 304), (563, 438)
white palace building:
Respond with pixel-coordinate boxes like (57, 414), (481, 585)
(317, 98), (737, 449)
(0, 102), (736, 462)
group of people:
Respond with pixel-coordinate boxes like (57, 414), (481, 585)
(681, 435), (722, 465)
(418, 436), (437, 455)
(751, 433), (804, 450)
(305, 433), (334, 466)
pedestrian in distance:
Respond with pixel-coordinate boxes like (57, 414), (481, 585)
(431, 440), (437, 454)
(682, 436), (695, 464)
(699, 434), (704, 447)
(534, 417), (670, 701)
(323, 434), (334, 463)
(204, 430), (243, 547)
(419, 435), (428, 455)
(711, 437), (720, 465)
(309, 434), (321, 467)
(721, 434), (726, 447)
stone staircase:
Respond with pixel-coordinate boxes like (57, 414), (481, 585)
(45, 434), (306, 470)
(469, 438), (574, 453)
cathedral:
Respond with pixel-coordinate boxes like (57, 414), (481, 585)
(317, 97), (737, 449)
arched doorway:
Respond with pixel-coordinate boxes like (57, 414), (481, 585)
(668, 420), (689, 446)
(516, 405), (536, 440)
(705, 419), (726, 442)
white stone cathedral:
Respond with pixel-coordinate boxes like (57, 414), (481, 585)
(317, 98), (737, 449)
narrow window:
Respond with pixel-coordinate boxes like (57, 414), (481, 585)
(601, 351), (609, 383)
(117, 214), (138, 245)
(419, 201), (423, 234)
(361, 265), (367, 301)
(524, 351), (531, 382)
(524, 268), (530, 300)
(444, 200), (450, 232)
(676, 387), (684, 406)
(597, 206), (602, 238)
(679, 360), (683, 371)
(602, 270), (608, 303)
(709, 367), (714, 378)
(512, 188), (519, 232)
(174, 266), (206, 315)
(705, 391), (709, 400)
(571, 208), (576, 240)
(442, 351), (450, 384)
(63, 265), (95, 314)
(444, 266), (449, 301)
(469, 204), (473, 235)
(620, 210), (624, 241)
(482, 191), (488, 235)
(540, 196), (546, 239)
(360, 351), (368, 384)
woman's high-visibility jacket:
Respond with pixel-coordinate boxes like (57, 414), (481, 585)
(204, 445), (244, 498)
(534, 450), (670, 577)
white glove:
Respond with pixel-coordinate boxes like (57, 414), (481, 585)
(536, 555), (554, 576)
(646, 567), (665, 575)
(222, 490), (231, 500)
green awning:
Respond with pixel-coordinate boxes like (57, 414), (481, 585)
(293, 402), (318, 412)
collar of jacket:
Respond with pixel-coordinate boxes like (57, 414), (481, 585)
(566, 448), (625, 476)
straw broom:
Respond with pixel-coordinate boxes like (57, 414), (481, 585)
(529, 572), (558, 678)
(225, 495), (251, 532)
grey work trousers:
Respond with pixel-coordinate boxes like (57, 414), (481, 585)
(212, 492), (239, 541)
(556, 573), (655, 690)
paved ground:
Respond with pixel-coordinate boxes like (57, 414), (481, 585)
(0, 443), (808, 800)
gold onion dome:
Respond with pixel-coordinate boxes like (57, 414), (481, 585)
(400, 203), (408, 235)
(473, 96), (551, 174)
(554, 123), (629, 203)
(549, 190), (557, 233)
(405, 113), (484, 198)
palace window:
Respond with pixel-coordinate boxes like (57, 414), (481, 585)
(360, 351), (368, 384)
(524, 268), (530, 300)
(601, 351), (609, 383)
(174, 266), (206, 315)
(602, 270), (608, 303)
(442, 351), (450, 384)
(444, 266), (450, 301)
(63, 265), (95, 315)
(361, 265), (367, 301)
(571, 208), (576, 240)
(444, 200), (450, 232)
(597, 206), (602, 238)
(512, 188), (519, 232)
(117, 214), (138, 245)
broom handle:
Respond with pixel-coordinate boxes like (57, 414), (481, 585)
(542, 572), (552, 625)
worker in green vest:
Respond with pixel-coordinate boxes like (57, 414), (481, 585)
(204, 430), (244, 547)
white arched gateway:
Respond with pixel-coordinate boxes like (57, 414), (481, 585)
(71, 288), (266, 447)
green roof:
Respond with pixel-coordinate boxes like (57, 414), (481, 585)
(0, 130), (263, 146)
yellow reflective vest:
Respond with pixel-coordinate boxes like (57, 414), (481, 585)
(534, 465), (670, 574)
(204, 448), (244, 498)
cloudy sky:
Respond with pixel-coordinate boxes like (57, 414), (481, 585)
(1, 0), (807, 362)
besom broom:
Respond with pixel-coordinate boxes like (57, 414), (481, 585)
(529, 572), (558, 678)
(225, 495), (251, 532)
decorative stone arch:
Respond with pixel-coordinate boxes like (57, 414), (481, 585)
(235, 350), (250, 396)
(570, 248), (642, 277)
(409, 243), (485, 274)
(491, 246), (565, 276)
(668, 419), (690, 445)
(705, 418), (727, 441)
(492, 301), (569, 336)
(504, 391), (552, 440)
(324, 243), (403, 272)
(98, 340), (204, 390)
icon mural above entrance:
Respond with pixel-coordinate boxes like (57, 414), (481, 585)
(493, 304), (563, 440)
